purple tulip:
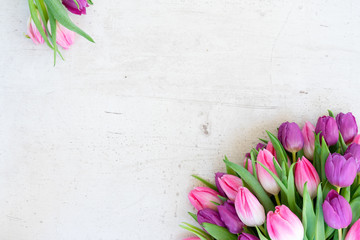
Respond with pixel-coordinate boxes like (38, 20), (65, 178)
(315, 116), (339, 146)
(345, 143), (360, 172)
(197, 208), (226, 228)
(336, 112), (358, 144)
(322, 190), (352, 229)
(325, 153), (357, 187)
(238, 233), (260, 240)
(62, 0), (89, 15)
(256, 143), (265, 150)
(278, 122), (304, 153)
(218, 201), (244, 234)
(215, 172), (226, 197)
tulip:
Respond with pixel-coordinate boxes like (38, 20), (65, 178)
(197, 208), (226, 228)
(188, 187), (222, 211)
(54, 22), (76, 49)
(336, 112), (358, 144)
(243, 157), (253, 174)
(267, 205), (304, 240)
(345, 143), (360, 172)
(27, 12), (45, 45)
(294, 156), (320, 199)
(266, 141), (276, 156)
(218, 174), (243, 201)
(234, 187), (265, 226)
(62, 0), (89, 15)
(215, 172), (226, 197)
(256, 142), (265, 150)
(278, 122), (304, 153)
(325, 153), (357, 188)
(183, 238), (200, 240)
(315, 116), (339, 146)
(256, 149), (280, 195)
(238, 233), (260, 240)
(218, 201), (244, 234)
(322, 190), (352, 229)
(345, 218), (360, 240)
(353, 134), (360, 144)
(302, 121), (315, 160)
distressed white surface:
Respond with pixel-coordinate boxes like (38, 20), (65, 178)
(1, 0), (360, 239)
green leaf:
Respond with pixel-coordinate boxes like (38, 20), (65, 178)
(273, 157), (283, 181)
(43, 0), (94, 43)
(325, 225), (335, 239)
(302, 183), (316, 240)
(250, 150), (258, 179)
(202, 223), (237, 240)
(287, 163), (302, 218)
(328, 110), (335, 118)
(224, 159), (275, 212)
(338, 132), (348, 154)
(188, 212), (198, 222)
(352, 184), (360, 200)
(322, 180), (336, 200)
(350, 197), (360, 225)
(320, 137), (330, 182)
(313, 133), (322, 177)
(87, 0), (93, 4)
(180, 222), (212, 240)
(255, 226), (269, 240)
(315, 185), (325, 240)
(191, 175), (217, 191)
(257, 162), (288, 194)
(72, 0), (80, 9)
(259, 138), (268, 144)
(47, 9), (58, 65)
(341, 186), (351, 202)
(266, 131), (288, 171)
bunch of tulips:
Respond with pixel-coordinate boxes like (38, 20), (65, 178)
(181, 110), (360, 240)
(27, 0), (94, 63)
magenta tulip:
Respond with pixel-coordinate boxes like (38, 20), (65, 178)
(27, 12), (45, 45)
(345, 143), (360, 172)
(267, 205), (304, 240)
(188, 187), (222, 211)
(234, 187), (265, 226)
(256, 149), (280, 195)
(325, 153), (357, 188)
(218, 201), (244, 234)
(353, 134), (360, 144)
(215, 172), (226, 197)
(278, 122), (304, 153)
(345, 218), (360, 240)
(62, 0), (89, 15)
(218, 174), (242, 202)
(336, 112), (358, 144)
(315, 116), (339, 146)
(302, 121), (315, 160)
(238, 233), (260, 240)
(323, 190), (352, 229)
(294, 156), (320, 199)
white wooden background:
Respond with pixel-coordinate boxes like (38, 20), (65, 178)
(1, 0), (360, 239)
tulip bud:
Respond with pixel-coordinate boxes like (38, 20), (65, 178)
(62, 0), (89, 15)
(27, 12), (45, 45)
(353, 134), (360, 144)
(243, 157), (253, 174)
(234, 187), (265, 227)
(238, 233), (260, 240)
(266, 141), (276, 156)
(345, 143), (360, 172)
(322, 190), (352, 229)
(315, 116), (339, 146)
(267, 205), (304, 240)
(54, 22), (76, 49)
(218, 201), (244, 234)
(336, 112), (358, 144)
(256, 149), (280, 195)
(188, 187), (222, 211)
(325, 153), (357, 188)
(301, 121), (315, 160)
(197, 208), (226, 228)
(278, 122), (304, 153)
(218, 174), (243, 201)
(215, 172), (226, 197)
(345, 218), (360, 240)
(294, 156), (320, 199)
(256, 142), (265, 150)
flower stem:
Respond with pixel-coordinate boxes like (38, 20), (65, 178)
(275, 194), (281, 206)
(292, 152), (297, 163)
(338, 228), (342, 240)
(258, 225), (266, 236)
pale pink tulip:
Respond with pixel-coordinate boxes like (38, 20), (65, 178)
(243, 157), (253, 174)
(27, 12), (45, 45)
(256, 149), (280, 195)
(188, 187), (222, 211)
(302, 121), (315, 160)
(294, 156), (320, 199)
(55, 22), (75, 49)
(218, 174), (243, 201)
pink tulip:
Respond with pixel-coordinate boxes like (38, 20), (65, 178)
(345, 218), (360, 240)
(353, 134), (360, 144)
(27, 12), (45, 45)
(266, 142), (276, 156)
(294, 156), (320, 199)
(55, 22), (75, 49)
(234, 187), (265, 226)
(243, 157), (253, 174)
(218, 174), (243, 201)
(256, 149), (280, 195)
(302, 121), (315, 160)
(267, 205), (304, 240)
(188, 187), (222, 211)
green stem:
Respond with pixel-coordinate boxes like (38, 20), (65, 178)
(258, 225), (266, 236)
(275, 194), (281, 206)
(338, 228), (342, 240)
(292, 152), (297, 163)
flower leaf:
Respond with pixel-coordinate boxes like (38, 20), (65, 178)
(191, 175), (217, 191)
(202, 223), (237, 240)
(180, 222), (213, 240)
(302, 183), (316, 240)
(315, 185), (325, 240)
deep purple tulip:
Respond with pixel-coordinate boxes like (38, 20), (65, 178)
(218, 201), (244, 234)
(278, 122), (304, 153)
(256, 143), (265, 150)
(322, 190), (352, 229)
(345, 143), (360, 172)
(336, 112), (358, 144)
(197, 208), (226, 228)
(315, 116), (339, 146)
(238, 233), (260, 240)
(62, 0), (89, 15)
(325, 153), (357, 187)
(215, 172), (226, 197)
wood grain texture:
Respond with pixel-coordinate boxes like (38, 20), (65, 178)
(1, 0), (360, 239)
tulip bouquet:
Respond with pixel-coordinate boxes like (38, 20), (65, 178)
(181, 110), (360, 240)
(26, 0), (94, 63)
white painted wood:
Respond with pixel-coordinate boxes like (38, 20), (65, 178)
(1, 0), (360, 239)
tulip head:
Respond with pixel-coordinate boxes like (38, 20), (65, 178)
(218, 201), (244, 234)
(345, 218), (360, 240)
(315, 116), (339, 146)
(256, 149), (280, 195)
(336, 112), (358, 144)
(266, 141), (276, 157)
(188, 187), (222, 211)
(197, 208), (226, 228)
(325, 153), (357, 188)
(322, 190), (352, 229)
(238, 233), (260, 240)
(278, 122), (304, 153)
(215, 172), (226, 197)
(256, 142), (265, 150)
(267, 205), (304, 240)
(234, 187), (265, 227)
(345, 143), (360, 172)
(27, 12), (45, 45)
(353, 134), (360, 144)
(301, 121), (315, 160)
(243, 157), (253, 174)
(62, 0), (89, 15)
(218, 174), (243, 202)
(294, 156), (320, 199)
(55, 22), (76, 49)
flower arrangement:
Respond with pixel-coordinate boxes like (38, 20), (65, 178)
(181, 110), (360, 240)
(26, 0), (94, 63)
